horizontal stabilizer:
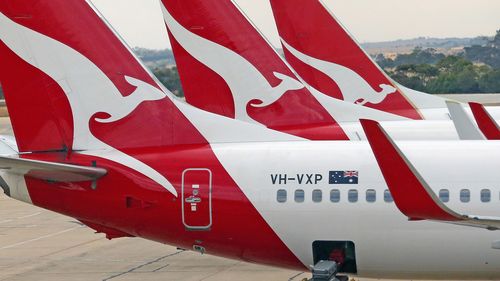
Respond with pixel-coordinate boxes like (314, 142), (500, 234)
(0, 155), (107, 182)
(469, 102), (500, 140)
(446, 101), (485, 140)
(360, 119), (500, 230)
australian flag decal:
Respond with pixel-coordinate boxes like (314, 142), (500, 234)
(329, 171), (359, 184)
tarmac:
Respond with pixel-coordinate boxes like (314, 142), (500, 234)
(0, 194), (310, 281)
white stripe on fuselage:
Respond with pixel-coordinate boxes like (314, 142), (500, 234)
(211, 140), (500, 278)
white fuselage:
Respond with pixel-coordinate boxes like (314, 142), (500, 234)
(338, 106), (500, 141)
(212, 140), (500, 279)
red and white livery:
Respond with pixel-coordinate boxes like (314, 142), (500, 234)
(0, 1), (500, 279)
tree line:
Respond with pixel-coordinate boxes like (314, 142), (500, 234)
(0, 30), (498, 99)
(376, 30), (500, 94)
(155, 29), (500, 96)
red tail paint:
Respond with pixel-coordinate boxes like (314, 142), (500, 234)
(269, 0), (423, 120)
(160, 0), (349, 140)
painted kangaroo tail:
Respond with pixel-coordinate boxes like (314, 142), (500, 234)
(269, 0), (424, 120)
(0, 0), (166, 153)
(250, 72), (305, 108)
(160, 0), (348, 140)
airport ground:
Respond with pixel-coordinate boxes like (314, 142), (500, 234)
(0, 95), (499, 281)
(0, 194), (311, 281)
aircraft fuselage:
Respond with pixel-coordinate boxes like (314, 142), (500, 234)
(5, 140), (500, 279)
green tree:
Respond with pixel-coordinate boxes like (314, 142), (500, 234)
(386, 55), (500, 94)
(427, 67), (480, 93)
(377, 48), (446, 68)
(436, 56), (472, 71)
(463, 29), (500, 69)
(388, 63), (439, 92)
(374, 54), (395, 68)
(153, 66), (184, 97)
(381, 29), (500, 94)
(478, 69), (500, 92)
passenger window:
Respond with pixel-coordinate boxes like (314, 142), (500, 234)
(439, 189), (449, 203)
(330, 189), (340, 203)
(277, 189), (287, 203)
(384, 190), (393, 202)
(366, 189), (376, 203)
(460, 189), (470, 203)
(312, 189), (322, 203)
(348, 190), (358, 203)
(481, 189), (491, 203)
(295, 189), (305, 203)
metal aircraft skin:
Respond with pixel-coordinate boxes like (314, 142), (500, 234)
(0, 1), (500, 279)
(268, 0), (500, 123)
(158, 0), (500, 142)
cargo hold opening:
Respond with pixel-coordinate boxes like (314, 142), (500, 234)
(312, 241), (357, 274)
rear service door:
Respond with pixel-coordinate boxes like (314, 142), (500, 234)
(182, 168), (212, 230)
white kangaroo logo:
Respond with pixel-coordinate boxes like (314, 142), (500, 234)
(161, 5), (304, 125)
(0, 12), (177, 196)
(281, 39), (396, 105)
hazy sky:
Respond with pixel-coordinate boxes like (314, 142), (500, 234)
(91, 0), (500, 50)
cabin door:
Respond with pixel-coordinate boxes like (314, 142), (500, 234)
(182, 168), (212, 230)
